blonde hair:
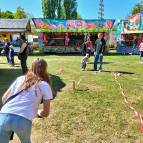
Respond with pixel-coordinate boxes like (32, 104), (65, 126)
(22, 59), (51, 90)
(86, 53), (89, 57)
(98, 33), (102, 38)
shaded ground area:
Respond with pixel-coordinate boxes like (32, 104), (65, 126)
(0, 54), (143, 143)
(0, 65), (66, 107)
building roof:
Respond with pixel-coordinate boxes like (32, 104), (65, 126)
(0, 29), (27, 32)
(0, 19), (31, 32)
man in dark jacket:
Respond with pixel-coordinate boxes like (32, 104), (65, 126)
(94, 33), (106, 72)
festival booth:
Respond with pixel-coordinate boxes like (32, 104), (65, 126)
(32, 18), (115, 53)
(0, 19), (31, 53)
(116, 13), (143, 54)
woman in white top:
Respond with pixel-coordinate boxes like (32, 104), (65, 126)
(0, 58), (53, 143)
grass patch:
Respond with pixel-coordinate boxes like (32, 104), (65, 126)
(0, 54), (143, 143)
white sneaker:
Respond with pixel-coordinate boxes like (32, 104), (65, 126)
(94, 70), (98, 74)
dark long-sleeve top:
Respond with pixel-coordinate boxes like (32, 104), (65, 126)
(95, 39), (102, 53)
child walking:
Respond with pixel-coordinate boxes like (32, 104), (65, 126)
(81, 53), (89, 71)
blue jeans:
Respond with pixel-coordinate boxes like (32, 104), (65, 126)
(94, 52), (103, 71)
(6, 54), (9, 64)
(0, 113), (32, 143)
(140, 51), (143, 59)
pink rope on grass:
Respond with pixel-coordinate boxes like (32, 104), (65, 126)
(113, 72), (143, 132)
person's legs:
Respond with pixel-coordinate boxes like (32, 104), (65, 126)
(0, 113), (13, 143)
(82, 56), (86, 70)
(6, 54), (9, 64)
(20, 55), (28, 74)
(140, 51), (143, 60)
(81, 57), (84, 69)
(94, 53), (99, 71)
(83, 62), (86, 70)
(9, 114), (32, 143)
(98, 54), (103, 71)
(82, 61), (86, 70)
(11, 57), (14, 66)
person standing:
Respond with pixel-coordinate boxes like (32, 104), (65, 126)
(81, 42), (87, 56)
(65, 33), (69, 47)
(94, 33), (105, 72)
(81, 33), (88, 56)
(9, 45), (15, 66)
(19, 35), (28, 74)
(139, 40), (143, 59)
(101, 33), (106, 55)
(4, 42), (10, 64)
(0, 59), (53, 142)
(85, 37), (93, 58)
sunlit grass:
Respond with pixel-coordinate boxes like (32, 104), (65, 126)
(0, 53), (143, 143)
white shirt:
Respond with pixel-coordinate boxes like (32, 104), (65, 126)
(1, 76), (53, 121)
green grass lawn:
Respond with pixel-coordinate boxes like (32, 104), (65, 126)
(0, 53), (143, 143)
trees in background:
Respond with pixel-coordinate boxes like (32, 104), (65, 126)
(0, 6), (31, 19)
(57, 0), (63, 18)
(14, 6), (27, 19)
(0, 10), (14, 18)
(42, 0), (57, 18)
(130, 1), (143, 16)
(63, 0), (77, 19)
(42, 0), (80, 19)
(131, 3), (142, 16)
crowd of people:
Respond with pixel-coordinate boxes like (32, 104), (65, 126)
(81, 33), (106, 72)
(2, 35), (31, 74)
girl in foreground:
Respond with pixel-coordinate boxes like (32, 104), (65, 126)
(0, 58), (53, 143)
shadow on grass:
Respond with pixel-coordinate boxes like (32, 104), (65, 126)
(0, 62), (20, 66)
(0, 68), (65, 108)
(30, 52), (82, 57)
(31, 51), (130, 57)
(87, 62), (114, 64)
(0, 63), (8, 65)
(0, 68), (22, 108)
(106, 52), (136, 56)
(50, 74), (66, 99)
(103, 70), (135, 75)
(87, 69), (135, 75)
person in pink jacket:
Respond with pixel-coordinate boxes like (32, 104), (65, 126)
(139, 40), (143, 59)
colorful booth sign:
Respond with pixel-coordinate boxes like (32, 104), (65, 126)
(129, 13), (141, 30)
(121, 13), (143, 33)
(32, 18), (115, 33)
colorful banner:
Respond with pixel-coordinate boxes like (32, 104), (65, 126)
(32, 18), (115, 32)
(129, 13), (141, 30)
(121, 13), (142, 33)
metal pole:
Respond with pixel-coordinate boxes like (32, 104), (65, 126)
(98, 0), (104, 20)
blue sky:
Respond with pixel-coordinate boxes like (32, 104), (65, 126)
(0, 0), (141, 19)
